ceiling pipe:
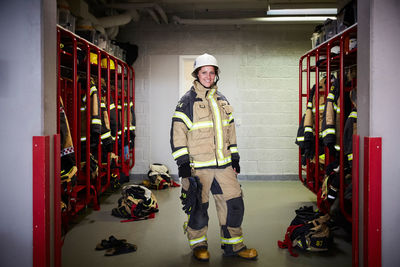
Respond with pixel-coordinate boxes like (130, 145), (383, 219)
(106, 2), (168, 24)
(146, 8), (161, 24)
(97, 10), (140, 28)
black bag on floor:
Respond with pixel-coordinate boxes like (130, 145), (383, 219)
(278, 206), (332, 257)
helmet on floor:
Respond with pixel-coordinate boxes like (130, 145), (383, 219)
(191, 53), (220, 78)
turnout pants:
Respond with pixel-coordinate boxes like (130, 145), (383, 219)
(185, 166), (246, 255)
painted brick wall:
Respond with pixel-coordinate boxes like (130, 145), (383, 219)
(118, 21), (314, 178)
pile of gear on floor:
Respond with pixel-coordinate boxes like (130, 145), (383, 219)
(277, 206), (332, 257)
(143, 163), (180, 190)
(111, 163), (180, 222)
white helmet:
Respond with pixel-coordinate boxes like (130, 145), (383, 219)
(191, 53), (220, 78)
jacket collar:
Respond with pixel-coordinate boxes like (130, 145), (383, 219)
(193, 81), (218, 99)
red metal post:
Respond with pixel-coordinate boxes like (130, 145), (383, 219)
(33, 136), (50, 267)
(130, 66), (135, 168)
(339, 35), (352, 221)
(53, 134), (61, 267)
(363, 137), (382, 267)
(352, 135), (360, 267)
(85, 44), (91, 205)
(298, 58), (304, 184)
(314, 49), (320, 193)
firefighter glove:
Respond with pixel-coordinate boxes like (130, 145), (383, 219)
(178, 162), (191, 178)
(180, 176), (202, 215)
(232, 159), (240, 174)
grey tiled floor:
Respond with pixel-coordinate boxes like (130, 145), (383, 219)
(62, 181), (352, 267)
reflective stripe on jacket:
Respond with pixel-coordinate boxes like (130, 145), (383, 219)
(170, 81), (239, 169)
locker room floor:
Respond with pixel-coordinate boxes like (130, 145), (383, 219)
(62, 180), (352, 267)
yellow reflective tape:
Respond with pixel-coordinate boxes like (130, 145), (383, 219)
(319, 154), (325, 161)
(192, 159), (217, 168)
(110, 103), (115, 110)
(80, 137), (86, 141)
(173, 111), (193, 129)
(304, 127), (313, 133)
(101, 131), (111, 140)
(220, 236), (243, 245)
(189, 235), (207, 246)
(217, 156), (232, 166)
(130, 102), (134, 107)
(129, 126), (136, 130)
(322, 128), (335, 138)
(228, 113), (234, 123)
(190, 121), (213, 132)
(101, 103), (106, 108)
(230, 146), (238, 153)
(307, 102), (312, 108)
(118, 105), (122, 109)
(297, 136), (304, 142)
(80, 107), (86, 111)
(327, 93), (335, 100)
(348, 153), (353, 161)
(90, 86), (97, 96)
(92, 118), (102, 125)
(335, 145), (340, 151)
(208, 89), (223, 155)
(349, 111), (357, 119)
(172, 147), (189, 159)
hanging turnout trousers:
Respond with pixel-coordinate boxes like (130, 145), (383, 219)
(170, 81), (245, 254)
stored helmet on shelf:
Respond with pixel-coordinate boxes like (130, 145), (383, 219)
(191, 53), (220, 78)
(101, 58), (115, 70)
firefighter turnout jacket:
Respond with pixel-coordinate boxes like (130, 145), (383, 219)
(170, 81), (239, 169)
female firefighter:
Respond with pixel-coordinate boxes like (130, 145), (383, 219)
(170, 53), (258, 261)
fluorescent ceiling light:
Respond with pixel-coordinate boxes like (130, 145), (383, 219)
(254, 16), (337, 22)
(267, 8), (337, 16)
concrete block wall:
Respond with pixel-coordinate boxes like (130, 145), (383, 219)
(118, 21), (314, 179)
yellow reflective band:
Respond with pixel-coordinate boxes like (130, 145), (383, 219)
(117, 130), (122, 135)
(217, 156), (232, 166)
(189, 235), (207, 246)
(319, 154), (325, 161)
(172, 147), (189, 159)
(190, 121), (213, 132)
(130, 102), (134, 107)
(222, 120), (230, 126)
(348, 153), (353, 161)
(322, 128), (335, 137)
(192, 159), (217, 168)
(304, 127), (313, 133)
(112, 136), (116, 141)
(297, 136), (304, 141)
(327, 93), (335, 100)
(124, 103), (128, 106)
(92, 118), (102, 125)
(312, 108), (316, 113)
(118, 105), (122, 109)
(208, 89), (224, 155)
(101, 131), (111, 140)
(220, 236), (244, 245)
(81, 137), (86, 141)
(101, 103), (106, 108)
(335, 145), (340, 151)
(90, 86), (97, 96)
(333, 103), (340, 113)
(307, 102), (312, 108)
(319, 105), (325, 111)
(110, 103), (115, 110)
(129, 126), (136, 130)
(173, 111), (193, 129)
(230, 146), (238, 153)
(349, 111), (357, 119)
(80, 107), (86, 111)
